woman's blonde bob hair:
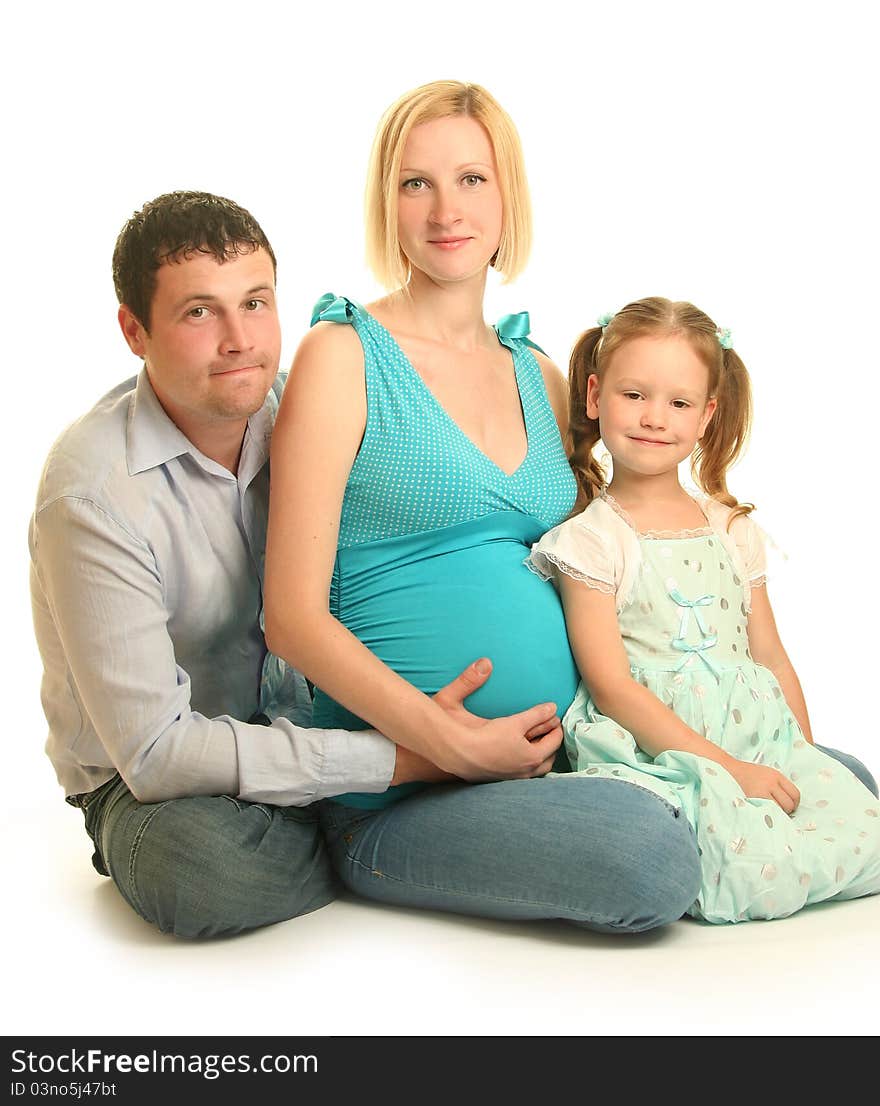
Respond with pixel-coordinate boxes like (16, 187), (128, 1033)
(365, 80), (532, 290)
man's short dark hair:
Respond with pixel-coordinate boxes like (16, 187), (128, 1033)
(112, 191), (277, 330)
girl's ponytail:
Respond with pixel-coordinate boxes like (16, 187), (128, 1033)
(567, 327), (607, 510)
(693, 346), (754, 523)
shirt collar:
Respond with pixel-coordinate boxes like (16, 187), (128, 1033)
(126, 368), (279, 483)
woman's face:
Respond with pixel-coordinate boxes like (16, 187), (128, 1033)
(396, 114), (503, 285)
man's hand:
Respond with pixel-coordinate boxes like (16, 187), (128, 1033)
(390, 745), (458, 786)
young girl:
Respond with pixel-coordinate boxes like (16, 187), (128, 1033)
(529, 297), (880, 923)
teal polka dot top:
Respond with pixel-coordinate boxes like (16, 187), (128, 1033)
(310, 294), (577, 546)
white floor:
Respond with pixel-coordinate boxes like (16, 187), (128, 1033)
(5, 0), (879, 1046)
(5, 789), (879, 1039)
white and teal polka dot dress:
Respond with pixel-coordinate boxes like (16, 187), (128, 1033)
(530, 493), (880, 922)
(310, 295), (580, 809)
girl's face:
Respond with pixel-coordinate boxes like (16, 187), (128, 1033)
(396, 114), (503, 285)
(587, 334), (717, 480)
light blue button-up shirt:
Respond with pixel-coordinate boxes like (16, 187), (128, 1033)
(29, 369), (394, 805)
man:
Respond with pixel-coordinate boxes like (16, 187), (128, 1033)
(28, 191), (565, 937)
(32, 191), (874, 940)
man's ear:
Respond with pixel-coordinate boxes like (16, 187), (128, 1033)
(118, 305), (147, 358)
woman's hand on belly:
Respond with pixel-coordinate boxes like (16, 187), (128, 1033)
(433, 657), (563, 781)
(390, 655), (563, 784)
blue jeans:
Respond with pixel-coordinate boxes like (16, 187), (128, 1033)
(80, 776), (338, 938)
(80, 745), (877, 938)
(317, 743), (879, 933)
(817, 744), (877, 796)
(319, 777), (699, 933)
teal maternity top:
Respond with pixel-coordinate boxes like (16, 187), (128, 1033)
(309, 294), (580, 808)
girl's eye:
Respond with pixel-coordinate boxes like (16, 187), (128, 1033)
(672, 400), (690, 409)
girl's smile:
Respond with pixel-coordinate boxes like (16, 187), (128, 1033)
(587, 333), (717, 483)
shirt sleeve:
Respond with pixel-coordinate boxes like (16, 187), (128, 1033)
(527, 512), (618, 596)
(32, 496), (395, 805)
(728, 511), (768, 587)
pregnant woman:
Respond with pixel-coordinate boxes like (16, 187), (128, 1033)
(264, 80), (700, 932)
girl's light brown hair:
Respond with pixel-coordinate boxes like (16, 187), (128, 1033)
(567, 296), (754, 526)
(365, 80), (532, 290)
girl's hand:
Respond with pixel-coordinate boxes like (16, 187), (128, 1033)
(723, 759), (801, 814)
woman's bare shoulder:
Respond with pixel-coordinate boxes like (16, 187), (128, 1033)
(289, 317), (365, 380)
(531, 348), (569, 429)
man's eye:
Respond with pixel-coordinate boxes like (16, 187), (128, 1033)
(245, 300), (262, 311)
(623, 392), (642, 400)
(188, 307), (208, 319)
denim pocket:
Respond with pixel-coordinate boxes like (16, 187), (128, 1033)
(317, 801), (376, 847)
(221, 795), (273, 823)
(75, 774), (123, 876)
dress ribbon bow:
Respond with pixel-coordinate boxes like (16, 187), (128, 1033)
(310, 293), (360, 327)
(493, 311), (547, 355)
(667, 588), (720, 677)
(668, 588), (713, 639)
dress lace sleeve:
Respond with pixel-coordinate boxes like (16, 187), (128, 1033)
(527, 509), (618, 597)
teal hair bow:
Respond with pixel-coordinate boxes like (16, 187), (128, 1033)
(716, 328), (733, 350)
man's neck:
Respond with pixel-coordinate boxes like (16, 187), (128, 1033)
(186, 419), (248, 474)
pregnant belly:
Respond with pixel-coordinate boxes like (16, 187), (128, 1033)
(313, 512), (579, 729)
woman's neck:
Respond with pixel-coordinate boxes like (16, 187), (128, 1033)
(373, 268), (495, 352)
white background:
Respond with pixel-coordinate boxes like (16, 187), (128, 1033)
(3, 0), (878, 1037)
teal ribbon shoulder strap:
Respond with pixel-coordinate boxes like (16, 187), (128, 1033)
(493, 310), (547, 355)
(310, 293), (363, 328)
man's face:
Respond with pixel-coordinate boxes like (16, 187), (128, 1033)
(119, 247), (281, 439)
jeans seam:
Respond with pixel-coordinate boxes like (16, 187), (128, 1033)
(559, 773), (682, 818)
(340, 777), (690, 926)
(127, 802), (171, 917)
(352, 837), (673, 924)
(220, 795), (273, 823)
(342, 844), (632, 924)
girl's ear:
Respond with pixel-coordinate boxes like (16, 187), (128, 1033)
(586, 373), (601, 419)
(698, 395), (718, 438)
